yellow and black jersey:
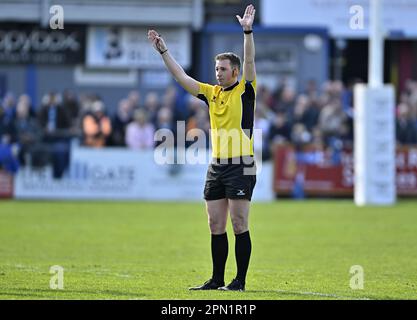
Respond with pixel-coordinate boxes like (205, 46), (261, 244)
(196, 74), (256, 159)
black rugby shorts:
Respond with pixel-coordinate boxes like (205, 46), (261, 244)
(204, 157), (257, 201)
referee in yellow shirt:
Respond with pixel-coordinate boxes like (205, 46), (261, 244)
(148, 4), (257, 292)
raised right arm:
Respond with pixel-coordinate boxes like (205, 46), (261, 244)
(148, 30), (199, 96)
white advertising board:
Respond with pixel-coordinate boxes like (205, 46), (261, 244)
(14, 148), (143, 200)
(86, 26), (191, 69)
(14, 148), (273, 202)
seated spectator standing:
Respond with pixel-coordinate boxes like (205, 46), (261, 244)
(38, 93), (72, 142)
(111, 98), (133, 146)
(82, 100), (112, 148)
(38, 92), (72, 178)
(62, 89), (80, 128)
(13, 97), (41, 166)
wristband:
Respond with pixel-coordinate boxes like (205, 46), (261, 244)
(244, 30), (253, 34)
(159, 49), (168, 55)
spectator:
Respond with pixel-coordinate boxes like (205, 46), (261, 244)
(38, 92), (72, 141)
(293, 94), (319, 131)
(62, 89), (80, 128)
(1, 93), (16, 129)
(156, 106), (173, 130)
(154, 106), (173, 147)
(144, 91), (160, 127)
(305, 79), (319, 103)
(78, 93), (95, 117)
(318, 99), (347, 147)
(274, 86), (296, 122)
(396, 103), (417, 145)
(291, 123), (311, 148)
(268, 112), (291, 145)
(13, 96), (42, 166)
(406, 80), (417, 122)
(37, 92), (72, 178)
(172, 82), (189, 123)
(17, 94), (36, 118)
(162, 86), (177, 110)
(128, 90), (141, 110)
(272, 77), (288, 109)
(111, 98), (133, 146)
(0, 94), (19, 174)
(125, 109), (155, 150)
(82, 100), (112, 148)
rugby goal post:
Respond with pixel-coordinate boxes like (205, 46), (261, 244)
(354, 0), (396, 206)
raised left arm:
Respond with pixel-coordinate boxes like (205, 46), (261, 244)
(236, 4), (256, 82)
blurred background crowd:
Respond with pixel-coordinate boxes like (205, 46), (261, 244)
(1, 77), (417, 177)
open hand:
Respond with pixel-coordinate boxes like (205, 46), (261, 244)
(236, 4), (255, 31)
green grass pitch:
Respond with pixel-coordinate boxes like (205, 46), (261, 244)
(0, 200), (416, 300)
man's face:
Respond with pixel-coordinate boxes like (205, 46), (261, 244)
(215, 59), (238, 88)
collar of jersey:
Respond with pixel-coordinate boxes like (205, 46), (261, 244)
(221, 81), (239, 92)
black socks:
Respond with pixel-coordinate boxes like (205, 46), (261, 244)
(211, 231), (252, 285)
(235, 231), (251, 284)
(211, 233), (228, 283)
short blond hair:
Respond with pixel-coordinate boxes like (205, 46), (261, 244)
(215, 52), (241, 72)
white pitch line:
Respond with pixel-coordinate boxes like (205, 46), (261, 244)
(275, 289), (371, 300)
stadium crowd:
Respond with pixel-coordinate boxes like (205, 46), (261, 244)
(1, 79), (417, 176)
